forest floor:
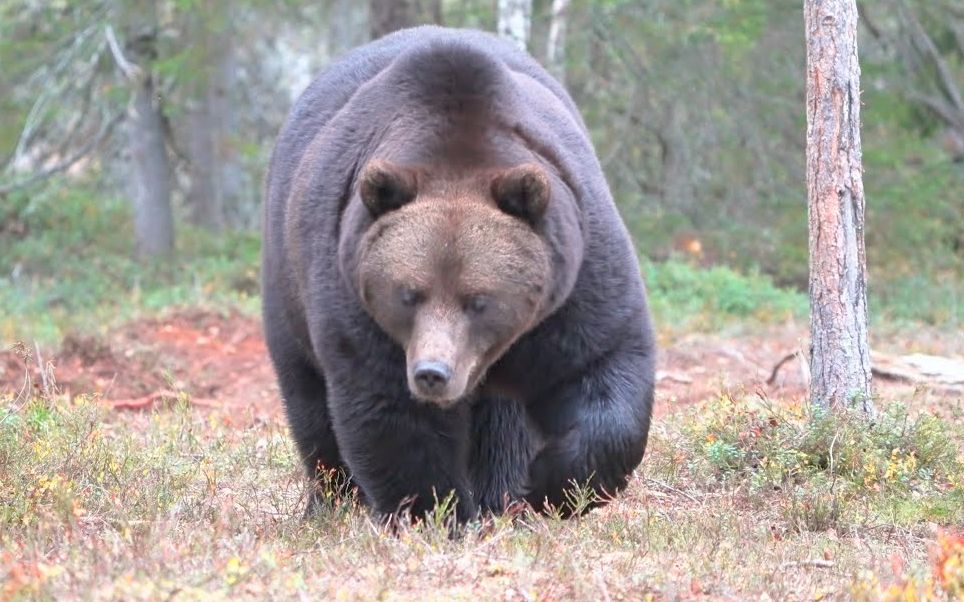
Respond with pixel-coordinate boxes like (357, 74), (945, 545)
(2, 307), (960, 423)
(2, 309), (963, 600)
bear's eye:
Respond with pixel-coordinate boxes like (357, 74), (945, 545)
(465, 295), (488, 315)
(400, 288), (422, 307)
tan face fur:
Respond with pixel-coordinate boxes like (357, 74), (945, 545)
(357, 164), (551, 406)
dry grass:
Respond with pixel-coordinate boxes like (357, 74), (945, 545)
(2, 380), (963, 600)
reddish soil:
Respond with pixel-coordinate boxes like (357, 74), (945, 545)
(0, 309), (959, 424)
(0, 309), (280, 425)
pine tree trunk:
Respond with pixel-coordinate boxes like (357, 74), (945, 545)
(497, 0), (532, 52)
(129, 74), (174, 259)
(804, 0), (873, 412)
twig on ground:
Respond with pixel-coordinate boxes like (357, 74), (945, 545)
(33, 341), (56, 398)
(779, 559), (835, 570)
(767, 351), (799, 385)
(644, 477), (700, 504)
(105, 389), (219, 410)
(656, 370), (694, 384)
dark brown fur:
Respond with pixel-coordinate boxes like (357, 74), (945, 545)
(262, 27), (655, 523)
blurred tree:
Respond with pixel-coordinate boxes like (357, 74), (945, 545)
(561, 1), (811, 284)
(0, 2), (121, 192)
(329, 0), (369, 56)
(860, 0), (964, 161)
(804, 0), (873, 411)
(182, 4), (241, 233)
(0, 0), (318, 252)
(546, 0), (571, 84)
(498, 0), (532, 51)
(370, 0), (441, 39)
(0, 0), (959, 323)
(111, 1), (174, 259)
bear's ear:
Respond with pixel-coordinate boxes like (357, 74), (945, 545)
(359, 160), (418, 217)
(491, 164), (550, 224)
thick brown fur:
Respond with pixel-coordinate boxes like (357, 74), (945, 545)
(357, 170), (552, 405)
(262, 26), (655, 522)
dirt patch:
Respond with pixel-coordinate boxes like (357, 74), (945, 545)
(1, 310), (960, 423)
(654, 327), (963, 418)
(0, 308), (280, 424)
(654, 328), (811, 416)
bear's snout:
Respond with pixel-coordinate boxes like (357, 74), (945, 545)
(412, 360), (452, 397)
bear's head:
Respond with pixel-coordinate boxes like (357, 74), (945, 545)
(356, 159), (552, 406)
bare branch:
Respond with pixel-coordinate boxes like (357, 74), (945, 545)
(0, 113), (123, 195)
(5, 24), (105, 174)
(25, 60), (104, 172)
(907, 90), (964, 131)
(898, 0), (964, 115)
(105, 24), (143, 81)
(856, 3), (885, 45)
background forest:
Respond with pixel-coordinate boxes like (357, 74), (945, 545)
(1, 0), (961, 342)
(3, 2), (964, 599)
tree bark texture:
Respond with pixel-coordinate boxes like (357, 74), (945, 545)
(497, 0), (532, 52)
(546, 0), (570, 84)
(805, 0), (873, 412)
(129, 74), (174, 259)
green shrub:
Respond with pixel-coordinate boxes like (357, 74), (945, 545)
(0, 182), (260, 343)
(641, 258), (807, 332)
(664, 395), (964, 527)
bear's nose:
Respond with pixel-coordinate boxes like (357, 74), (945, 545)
(413, 360), (452, 396)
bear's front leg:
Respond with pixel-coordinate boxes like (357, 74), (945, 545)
(326, 378), (478, 524)
(524, 342), (654, 515)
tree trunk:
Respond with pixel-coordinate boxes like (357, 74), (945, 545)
(497, 0), (532, 52)
(369, 0), (441, 40)
(546, 0), (570, 84)
(129, 74), (174, 259)
(329, 0), (370, 56)
(657, 103), (698, 225)
(185, 105), (221, 231)
(804, 0), (873, 412)
(184, 12), (244, 232)
(216, 41), (245, 228)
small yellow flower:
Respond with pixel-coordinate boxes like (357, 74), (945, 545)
(224, 556), (247, 586)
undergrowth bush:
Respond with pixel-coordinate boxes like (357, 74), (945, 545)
(641, 258), (807, 332)
(0, 183), (260, 343)
(658, 394), (964, 530)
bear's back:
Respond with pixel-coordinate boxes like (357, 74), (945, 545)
(266, 27), (585, 212)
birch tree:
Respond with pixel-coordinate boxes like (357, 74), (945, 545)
(546, 0), (571, 84)
(804, 0), (873, 412)
(497, 0), (531, 52)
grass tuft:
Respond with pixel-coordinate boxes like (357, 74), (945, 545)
(2, 382), (962, 599)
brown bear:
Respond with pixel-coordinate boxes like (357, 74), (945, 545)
(262, 26), (655, 523)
